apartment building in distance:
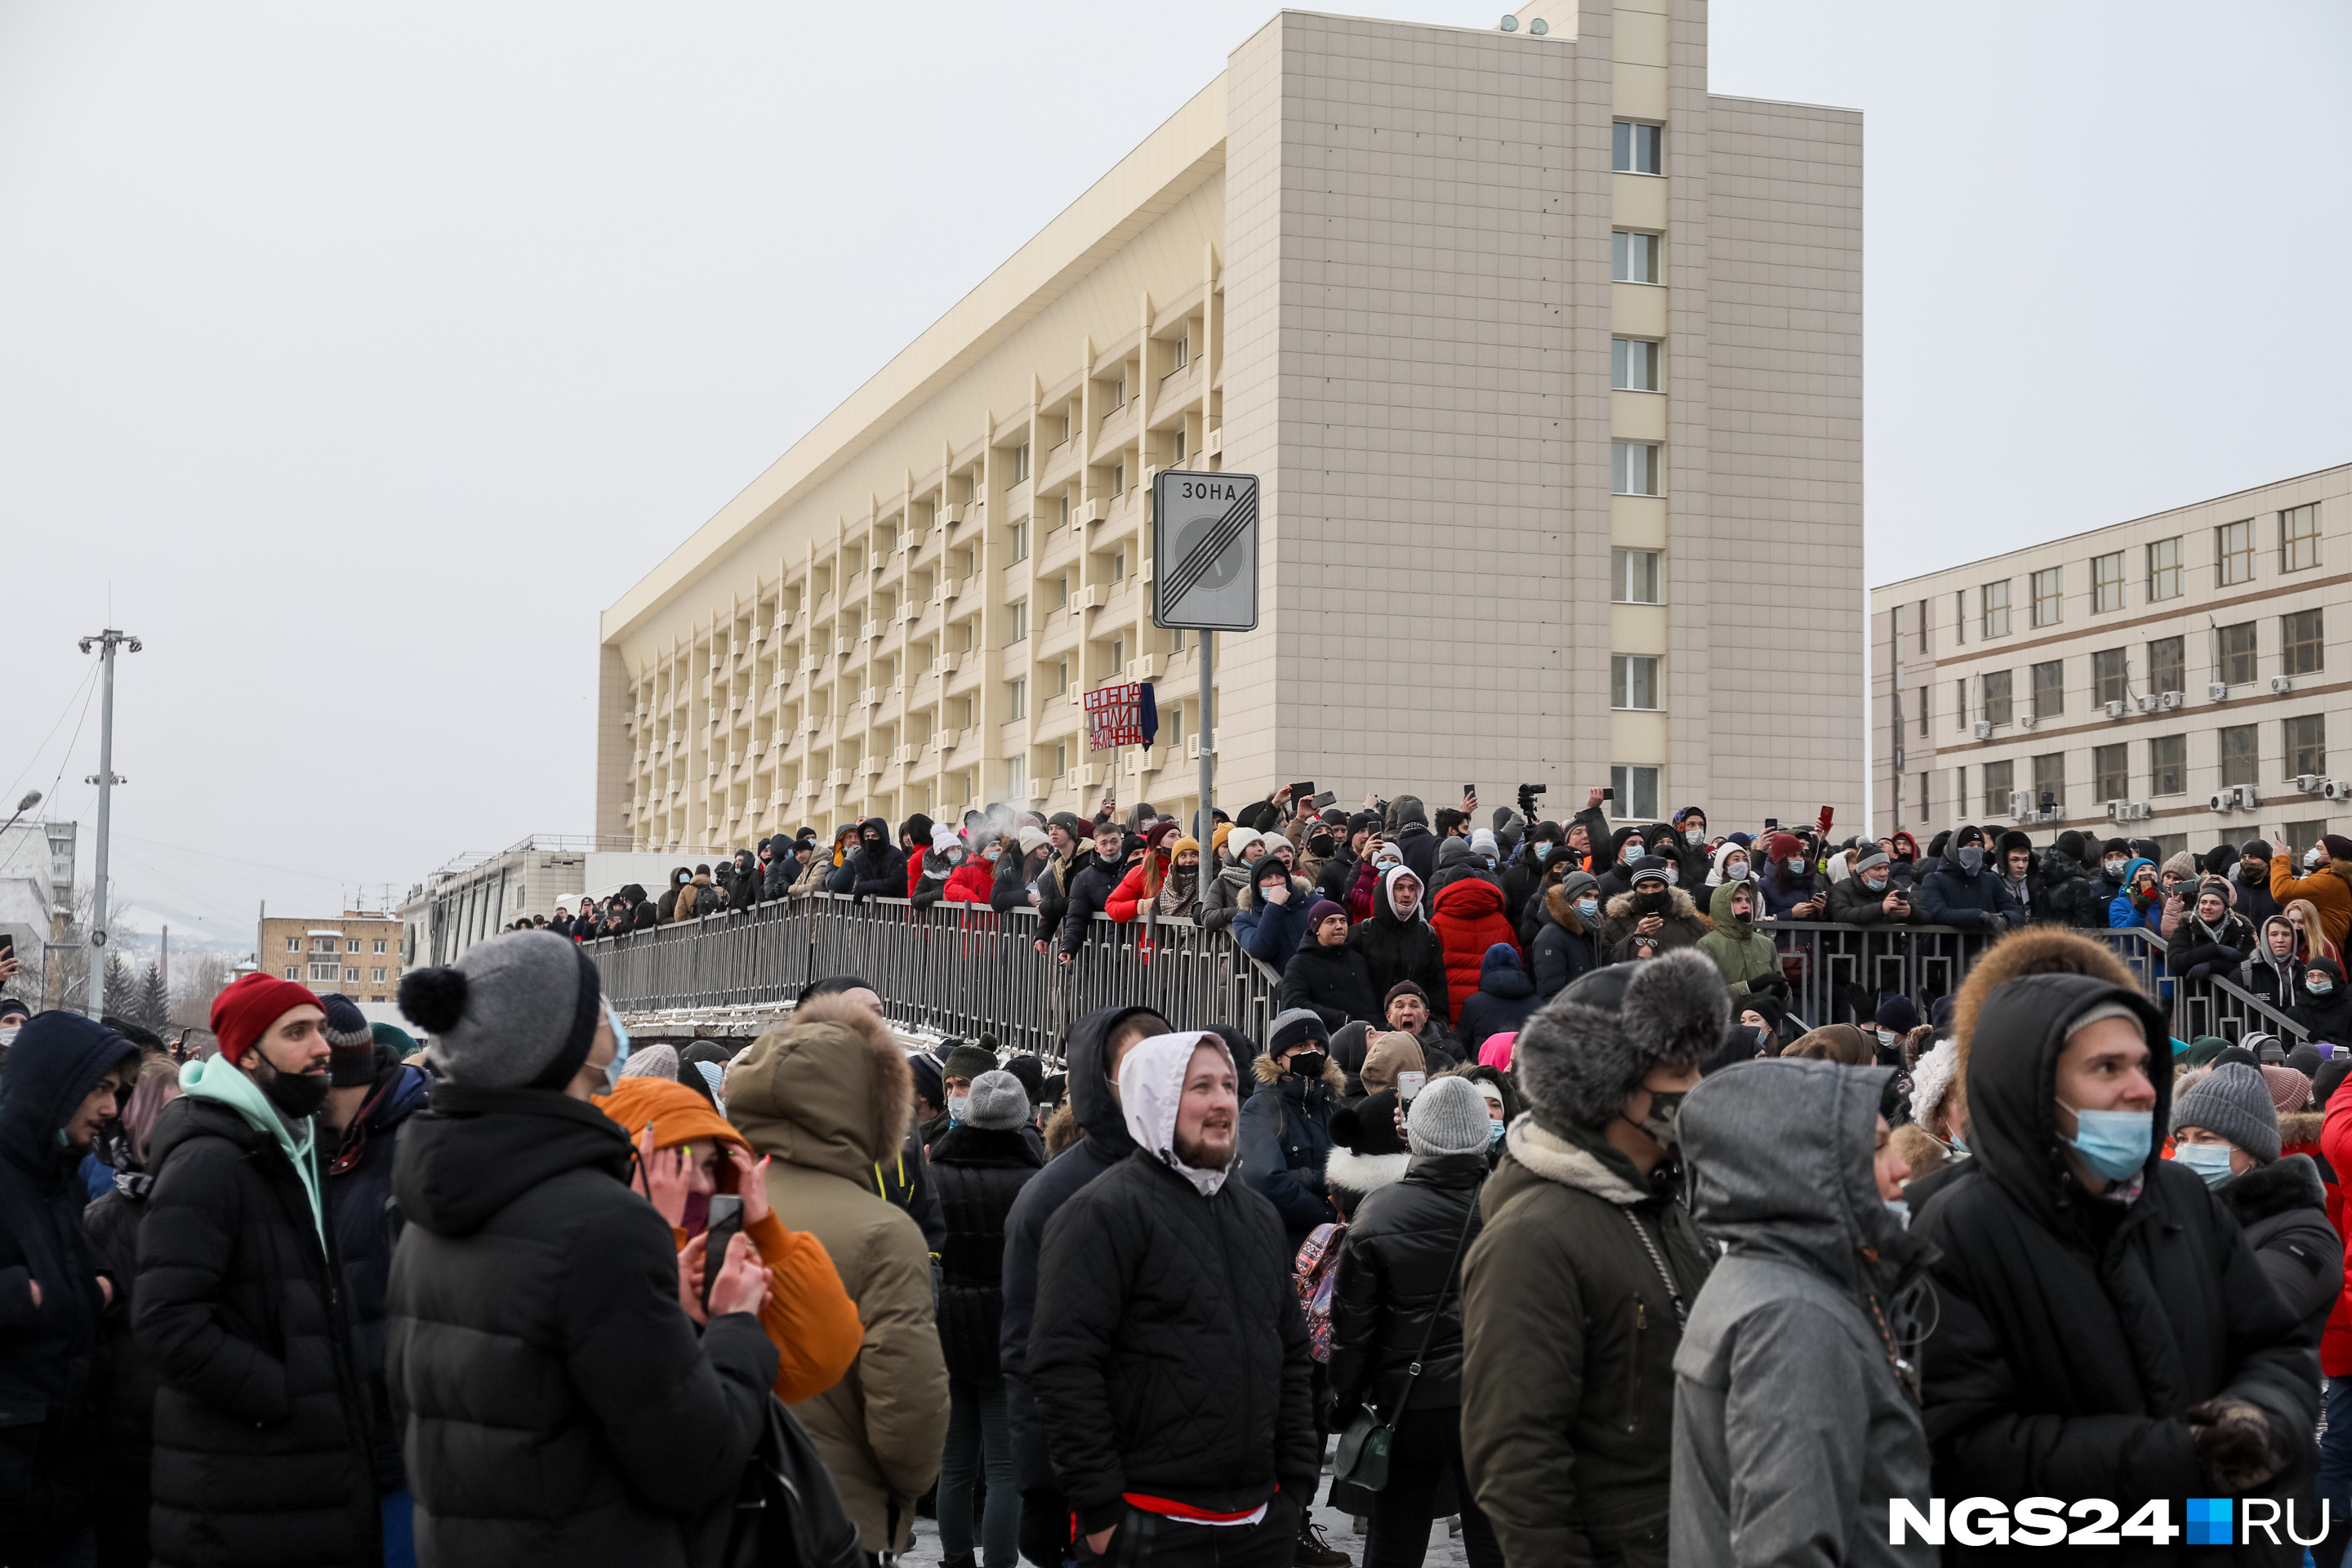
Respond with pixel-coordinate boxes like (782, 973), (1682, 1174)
(597, 0), (1864, 849)
(261, 911), (404, 1003)
(1869, 462), (2352, 858)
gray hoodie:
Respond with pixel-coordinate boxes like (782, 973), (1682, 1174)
(1670, 1058), (1937, 1568)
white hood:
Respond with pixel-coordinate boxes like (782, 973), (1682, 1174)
(1117, 1031), (1231, 1197)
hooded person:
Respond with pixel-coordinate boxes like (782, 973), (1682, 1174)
(1235, 852), (1318, 969)
(2270, 832), (2352, 953)
(2167, 875), (2257, 988)
(1328, 1077), (1505, 1568)
(1200, 827), (1259, 930)
(1670, 1058), (1934, 1568)
(1279, 898), (1382, 1032)
(1460, 951), (1729, 1566)
(1027, 1031), (1319, 1565)
(840, 814), (908, 899)
(1913, 825), (2025, 935)
(1696, 876), (1785, 1004)
(725, 848), (759, 913)
(2294, 955), (2352, 1046)
(1911, 974), (2319, 1557)
(1597, 858), (1710, 960)
(2170, 1062), (2341, 1343)
(1431, 872), (1521, 1027)
(1594, 824), (1649, 902)
(1387, 794), (1439, 884)
(0, 1013), (141, 1561)
(897, 813), (939, 898)
(1053, 819), (1132, 961)
(383, 933), (779, 1568)
(2245, 914), (2306, 1013)
(1529, 868), (1604, 1000)
(1455, 943), (1541, 1060)
(654, 865), (693, 922)
(1359, 1029), (1431, 1107)
(926, 1069), (1045, 1568)
(1000, 1006), (1170, 1568)
(670, 862), (720, 920)
(136, 973), (382, 1568)
(724, 993), (951, 1557)
(1500, 821), (1566, 930)
(1236, 1009), (1351, 1250)
(1989, 829), (2043, 922)
(1347, 865), (1452, 1022)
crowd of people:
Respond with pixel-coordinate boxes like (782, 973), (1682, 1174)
(6, 785), (2352, 1568)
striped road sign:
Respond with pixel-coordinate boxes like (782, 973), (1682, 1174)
(1151, 470), (1258, 631)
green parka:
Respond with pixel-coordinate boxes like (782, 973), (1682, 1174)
(1696, 880), (1779, 1002)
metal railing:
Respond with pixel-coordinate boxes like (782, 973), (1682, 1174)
(583, 895), (1281, 1063)
(2172, 970), (2311, 1048)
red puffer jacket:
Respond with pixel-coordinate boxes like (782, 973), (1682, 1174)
(1429, 878), (1520, 1025)
(941, 858), (996, 905)
(2315, 1094), (2352, 1374)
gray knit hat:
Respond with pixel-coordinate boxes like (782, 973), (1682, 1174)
(2172, 1062), (2280, 1164)
(396, 929), (602, 1090)
(966, 1068), (1031, 1131)
(1407, 1076), (1493, 1157)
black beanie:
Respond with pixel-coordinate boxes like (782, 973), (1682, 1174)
(2243, 840), (2274, 861)
(2101, 837), (2131, 858)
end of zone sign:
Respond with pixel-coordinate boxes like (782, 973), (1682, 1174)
(1152, 470), (1258, 632)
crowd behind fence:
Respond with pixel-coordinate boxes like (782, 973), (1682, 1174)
(585, 898), (2309, 1058)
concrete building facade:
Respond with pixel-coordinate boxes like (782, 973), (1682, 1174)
(263, 912), (404, 1004)
(0, 820), (76, 1009)
(598, 0), (1864, 848)
(1869, 463), (2352, 860)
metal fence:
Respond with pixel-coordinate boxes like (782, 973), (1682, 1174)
(583, 895), (1282, 1064)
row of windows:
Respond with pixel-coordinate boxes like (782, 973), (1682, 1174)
(1958, 716), (2328, 815)
(296, 964), (391, 984)
(1952, 612), (2323, 729)
(1958, 505), (2322, 640)
(283, 936), (389, 954)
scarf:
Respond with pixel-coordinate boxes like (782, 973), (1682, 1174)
(1156, 864), (1200, 915)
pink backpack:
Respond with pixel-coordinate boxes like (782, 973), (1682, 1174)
(1294, 1222), (1348, 1364)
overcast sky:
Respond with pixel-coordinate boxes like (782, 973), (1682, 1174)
(2, 2), (2345, 944)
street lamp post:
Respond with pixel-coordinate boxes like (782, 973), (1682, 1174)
(78, 629), (140, 1019)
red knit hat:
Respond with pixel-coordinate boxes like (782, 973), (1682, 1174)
(210, 972), (325, 1066)
(1766, 832), (1801, 862)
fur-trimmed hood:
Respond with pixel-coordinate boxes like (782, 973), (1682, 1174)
(1949, 925), (2139, 1089)
(1238, 871), (1313, 913)
(2280, 1109), (2324, 1149)
(1513, 948), (1731, 1130)
(1502, 1114), (1647, 1205)
(1323, 1147), (1411, 1205)
(727, 993), (915, 1184)
(1250, 1049), (1348, 1095)
(1542, 880), (1594, 936)
(2222, 1150), (2328, 1227)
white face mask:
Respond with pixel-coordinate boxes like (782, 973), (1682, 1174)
(1876, 1029), (1899, 1051)
(1726, 861), (1749, 882)
(947, 1094), (970, 1125)
(0, 1023), (18, 1049)
(2307, 846), (2325, 870)
(1883, 1198), (1910, 1229)
(1684, 828), (1704, 846)
(1397, 1071), (1427, 1102)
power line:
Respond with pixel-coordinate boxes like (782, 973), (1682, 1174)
(0, 663), (101, 808)
(109, 830), (373, 889)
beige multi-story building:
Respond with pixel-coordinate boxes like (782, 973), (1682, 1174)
(597, 0), (1864, 849)
(1869, 462), (2352, 858)
(262, 911), (403, 1003)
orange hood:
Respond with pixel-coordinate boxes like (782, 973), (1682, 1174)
(595, 1075), (744, 1156)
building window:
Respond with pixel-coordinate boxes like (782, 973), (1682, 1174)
(2091, 550), (2125, 613)
(1611, 441), (1661, 497)
(1982, 669), (2013, 726)
(2287, 714), (2327, 779)
(1983, 759), (2015, 817)
(1005, 755), (1027, 798)
(2282, 503), (2322, 572)
(344, 967), (361, 983)
(2092, 648), (2127, 707)
(1611, 547), (1661, 604)
(1609, 765), (1659, 820)
(1917, 771), (1930, 820)
(1111, 549), (1127, 581)
(1610, 338), (1660, 391)
(1111, 461), (1125, 494)
(1610, 655), (1661, 710)
(1954, 590), (1967, 645)
(2284, 821), (2328, 860)
(1612, 229), (1661, 283)
(2149, 636), (2185, 697)
(1980, 580), (2011, 639)
(1011, 442), (1031, 483)
(1917, 685), (1929, 737)
(1953, 678), (1968, 732)
(1170, 426), (1187, 465)
(373, 939), (386, 955)
(1008, 519), (1028, 563)
(1172, 332), (1190, 371)
(285, 936), (300, 952)
(309, 961), (341, 982)
(2030, 659), (2065, 718)
(346, 938), (361, 954)
(2283, 608), (2324, 676)
(1611, 121), (1664, 175)
(2147, 536), (2182, 601)
(2151, 734), (2186, 795)
(2032, 753), (2066, 815)
(1053, 740), (1069, 777)
(1007, 600), (1028, 643)
(2093, 743), (2129, 801)
(2218, 621), (2257, 686)
(313, 937), (337, 953)
(1007, 678), (1027, 720)
(2029, 567), (2062, 629)
(285, 967), (299, 980)
(372, 968), (386, 984)
(2216, 519), (2255, 586)
(2220, 724), (2260, 789)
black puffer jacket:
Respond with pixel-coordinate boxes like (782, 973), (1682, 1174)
(1055, 853), (1127, 960)
(1456, 961), (1539, 1055)
(845, 817), (908, 898)
(326, 1060), (430, 1491)
(138, 1082), (378, 1567)
(929, 1124), (1043, 1381)
(727, 850), (760, 911)
(1279, 930), (1382, 1031)
(386, 1084), (777, 1567)
(0, 1014), (139, 1548)
(1329, 1152), (1485, 1415)
(1912, 975), (2319, 1561)
(1030, 1151), (1318, 1534)
(1347, 871), (1451, 1021)
(2217, 1153), (2341, 1343)
(1236, 1052), (1348, 1249)
(83, 1166), (160, 1568)
(1528, 880), (1601, 1000)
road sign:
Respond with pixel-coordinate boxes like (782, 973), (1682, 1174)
(1152, 470), (1258, 631)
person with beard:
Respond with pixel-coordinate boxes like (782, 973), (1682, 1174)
(2167, 876), (2256, 996)
(1916, 825), (2025, 935)
(1529, 869), (1604, 999)
(1001, 1006), (1169, 1567)
(138, 973), (380, 1567)
(1346, 865), (1451, 1022)
(2236, 838), (2285, 925)
(1598, 858), (1710, 960)
(1029, 1030), (1319, 1568)
(1756, 832), (1827, 921)
(1459, 951), (1727, 1566)
(1697, 877), (1785, 1005)
(1670, 1058), (1933, 1568)
(1912, 976), (2318, 1558)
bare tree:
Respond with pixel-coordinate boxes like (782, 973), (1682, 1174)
(170, 950), (238, 1030)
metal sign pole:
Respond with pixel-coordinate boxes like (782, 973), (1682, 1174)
(1196, 631), (1214, 851)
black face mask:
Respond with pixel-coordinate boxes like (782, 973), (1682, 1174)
(1286, 1050), (1328, 1080)
(1308, 834), (1335, 857)
(259, 1060), (332, 1120)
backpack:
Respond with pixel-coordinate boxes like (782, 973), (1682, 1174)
(709, 1393), (866, 1568)
(1294, 1221), (1348, 1364)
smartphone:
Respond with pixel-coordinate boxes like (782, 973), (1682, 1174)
(701, 1195), (745, 1315)
(1601, 787), (1615, 802)
(1764, 817), (1780, 830)
(1462, 783), (1477, 800)
(1307, 791), (1336, 810)
(1291, 782), (1315, 804)
(0, 933), (12, 964)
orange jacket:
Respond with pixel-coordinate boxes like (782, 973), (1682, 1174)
(596, 1076), (864, 1402)
(2270, 854), (2352, 953)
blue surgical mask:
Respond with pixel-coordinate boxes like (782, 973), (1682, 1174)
(1534, 844), (1555, 863)
(2310, 980), (2336, 997)
(2060, 1101), (2152, 1182)
(2173, 1141), (2236, 1189)
(1785, 857), (1806, 875)
(1575, 898), (1600, 920)
(947, 1094), (970, 1127)
(1488, 1119), (1506, 1150)
(599, 1000), (632, 1090)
